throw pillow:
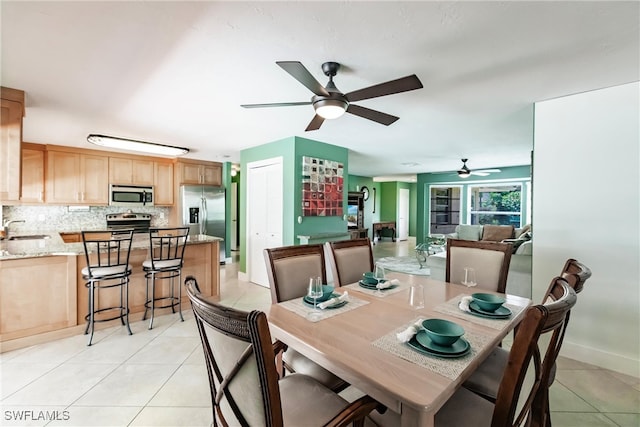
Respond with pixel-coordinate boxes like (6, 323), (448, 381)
(481, 225), (515, 242)
(457, 224), (482, 241)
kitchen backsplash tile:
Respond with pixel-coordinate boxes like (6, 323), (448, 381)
(2, 205), (170, 232)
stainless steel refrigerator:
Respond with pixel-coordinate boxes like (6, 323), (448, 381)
(180, 185), (226, 263)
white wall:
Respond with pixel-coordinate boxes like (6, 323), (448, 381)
(533, 82), (639, 377)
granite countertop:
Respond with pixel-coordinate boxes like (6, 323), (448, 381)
(0, 230), (222, 261)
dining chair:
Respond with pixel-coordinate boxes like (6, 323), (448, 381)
(326, 238), (375, 287)
(559, 258), (592, 295)
(184, 276), (384, 427)
(263, 244), (349, 392)
(370, 304), (550, 427)
(81, 229), (134, 346)
(445, 238), (513, 293)
(462, 278), (578, 427)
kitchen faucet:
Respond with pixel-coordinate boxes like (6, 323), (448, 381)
(1, 219), (25, 238)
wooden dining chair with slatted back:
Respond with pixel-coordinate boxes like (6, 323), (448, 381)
(559, 258), (592, 295)
(370, 304), (550, 427)
(263, 244), (349, 392)
(461, 278), (578, 427)
(446, 239), (513, 293)
(326, 238), (375, 287)
(184, 276), (384, 427)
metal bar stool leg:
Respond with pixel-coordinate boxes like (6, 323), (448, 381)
(85, 280), (95, 346)
(177, 270), (184, 322)
(148, 272), (156, 330)
(124, 278), (132, 335)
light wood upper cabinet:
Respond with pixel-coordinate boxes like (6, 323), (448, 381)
(178, 161), (222, 186)
(0, 87), (25, 202)
(21, 143), (45, 203)
(109, 157), (154, 185)
(46, 150), (109, 204)
(154, 161), (174, 205)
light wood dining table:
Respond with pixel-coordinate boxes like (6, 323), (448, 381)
(267, 271), (532, 427)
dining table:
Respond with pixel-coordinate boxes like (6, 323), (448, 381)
(267, 271), (532, 427)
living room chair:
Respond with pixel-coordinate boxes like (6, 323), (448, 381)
(370, 304), (550, 426)
(81, 229), (134, 346)
(445, 238), (513, 293)
(184, 276), (384, 427)
(263, 244), (349, 392)
(326, 238), (375, 287)
(462, 278), (578, 427)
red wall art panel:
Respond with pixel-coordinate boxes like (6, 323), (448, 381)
(301, 156), (344, 217)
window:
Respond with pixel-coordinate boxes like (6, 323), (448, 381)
(469, 184), (522, 226)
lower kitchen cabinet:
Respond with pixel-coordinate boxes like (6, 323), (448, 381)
(0, 240), (219, 351)
(75, 240), (220, 325)
(0, 256), (77, 341)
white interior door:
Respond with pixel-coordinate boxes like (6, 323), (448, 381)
(398, 188), (409, 241)
(247, 158), (283, 287)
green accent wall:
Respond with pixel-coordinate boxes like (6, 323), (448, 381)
(239, 136), (349, 272)
(416, 165), (532, 245)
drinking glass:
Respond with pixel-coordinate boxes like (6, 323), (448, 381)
(306, 277), (323, 321)
(408, 284), (425, 309)
(374, 264), (386, 296)
(462, 267), (477, 287)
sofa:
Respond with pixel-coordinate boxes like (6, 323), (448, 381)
(426, 224), (533, 298)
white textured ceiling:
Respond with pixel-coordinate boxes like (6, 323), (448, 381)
(2, 1), (638, 179)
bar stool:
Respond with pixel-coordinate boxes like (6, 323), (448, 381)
(81, 229), (134, 346)
(142, 227), (189, 329)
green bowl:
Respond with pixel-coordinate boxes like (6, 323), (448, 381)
(320, 285), (335, 301)
(422, 319), (465, 346)
(471, 293), (506, 312)
(361, 277), (379, 286)
(363, 271), (375, 279)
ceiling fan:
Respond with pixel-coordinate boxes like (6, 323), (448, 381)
(456, 158), (501, 178)
(241, 61), (423, 131)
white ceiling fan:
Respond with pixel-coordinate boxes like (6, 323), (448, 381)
(455, 158), (501, 178)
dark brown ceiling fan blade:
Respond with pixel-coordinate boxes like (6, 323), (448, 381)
(345, 74), (423, 102)
(277, 61), (330, 97)
(346, 104), (399, 126)
(241, 101), (311, 108)
(305, 114), (325, 131)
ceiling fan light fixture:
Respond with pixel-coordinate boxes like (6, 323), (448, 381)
(458, 171), (471, 178)
(313, 98), (348, 119)
(87, 134), (189, 156)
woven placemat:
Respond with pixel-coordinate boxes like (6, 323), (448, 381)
(372, 318), (492, 380)
(344, 281), (408, 298)
(279, 293), (369, 322)
(433, 295), (525, 330)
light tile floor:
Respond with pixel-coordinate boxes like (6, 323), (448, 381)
(1, 239), (638, 426)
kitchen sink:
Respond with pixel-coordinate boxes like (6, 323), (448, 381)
(8, 234), (51, 241)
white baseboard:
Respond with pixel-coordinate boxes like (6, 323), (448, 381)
(561, 339), (639, 378)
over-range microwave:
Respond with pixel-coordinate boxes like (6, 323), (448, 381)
(109, 184), (154, 207)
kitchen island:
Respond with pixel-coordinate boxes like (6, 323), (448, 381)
(0, 231), (221, 351)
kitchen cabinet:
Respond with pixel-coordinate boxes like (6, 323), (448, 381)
(109, 157), (154, 185)
(46, 149), (109, 205)
(21, 143), (45, 203)
(0, 256), (77, 342)
(154, 161), (174, 205)
(178, 160), (222, 186)
(76, 240), (220, 324)
(0, 87), (25, 202)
